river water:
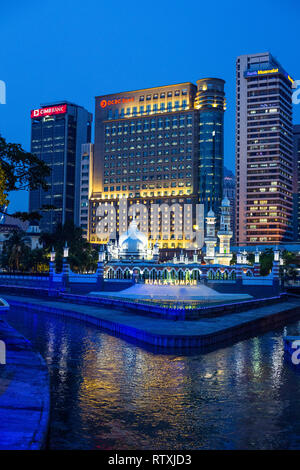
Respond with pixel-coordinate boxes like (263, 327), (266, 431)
(5, 306), (300, 450)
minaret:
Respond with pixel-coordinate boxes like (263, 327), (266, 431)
(204, 208), (217, 264)
(216, 197), (233, 266)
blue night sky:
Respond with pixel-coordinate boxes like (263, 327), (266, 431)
(0, 0), (299, 214)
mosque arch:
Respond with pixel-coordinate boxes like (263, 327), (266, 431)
(116, 267), (123, 279)
(123, 268), (131, 279)
(229, 270), (236, 280)
(143, 268), (150, 280)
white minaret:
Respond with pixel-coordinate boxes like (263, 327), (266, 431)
(216, 197), (233, 266)
(204, 209), (217, 264)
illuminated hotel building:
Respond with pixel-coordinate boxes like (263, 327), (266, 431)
(89, 79), (226, 249)
(29, 102), (92, 232)
(235, 53), (294, 246)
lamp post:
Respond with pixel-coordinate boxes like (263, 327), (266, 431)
(272, 246), (280, 292)
(254, 247), (261, 277)
(49, 246), (56, 289)
(62, 241), (70, 290)
(96, 246), (105, 290)
(236, 251), (243, 286)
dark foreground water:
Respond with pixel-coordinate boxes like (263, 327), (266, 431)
(5, 306), (300, 450)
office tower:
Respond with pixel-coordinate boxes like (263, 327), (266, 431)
(79, 143), (94, 238)
(29, 102), (92, 232)
(89, 79), (226, 249)
(293, 125), (300, 241)
(223, 166), (235, 239)
(235, 53), (294, 246)
(197, 78), (225, 214)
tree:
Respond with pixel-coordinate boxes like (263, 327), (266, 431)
(0, 136), (51, 221)
(260, 248), (274, 276)
(40, 221), (98, 273)
(22, 248), (49, 273)
(1, 229), (30, 272)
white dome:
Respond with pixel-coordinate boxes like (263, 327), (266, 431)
(221, 197), (230, 207)
(207, 209), (215, 217)
(119, 219), (148, 257)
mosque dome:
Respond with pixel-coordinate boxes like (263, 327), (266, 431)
(207, 208), (215, 218)
(221, 197), (230, 207)
(118, 218), (148, 259)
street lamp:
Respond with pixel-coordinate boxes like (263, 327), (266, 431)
(274, 246), (280, 262)
(63, 241), (69, 259)
(254, 247), (261, 264)
(50, 246), (56, 262)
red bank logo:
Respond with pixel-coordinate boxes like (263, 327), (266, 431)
(99, 97), (134, 108)
(31, 104), (67, 118)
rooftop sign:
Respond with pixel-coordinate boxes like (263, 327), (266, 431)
(31, 104), (67, 118)
(100, 97), (134, 108)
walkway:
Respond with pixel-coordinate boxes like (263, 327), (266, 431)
(3, 294), (300, 350)
(0, 317), (50, 449)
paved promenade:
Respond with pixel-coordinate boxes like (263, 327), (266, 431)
(3, 294), (300, 350)
(0, 317), (50, 449)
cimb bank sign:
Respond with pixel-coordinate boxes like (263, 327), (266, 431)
(94, 199), (205, 247)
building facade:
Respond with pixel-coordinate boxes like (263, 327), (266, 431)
(235, 53), (294, 246)
(79, 143), (94, 238)
(223, 166), (235, 239)
(293, 124), (300, 241)
(29, 102), (92, 232)
(89, 79), (226, 250)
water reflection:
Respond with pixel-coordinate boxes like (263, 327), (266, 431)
(5, 307), (300, 450)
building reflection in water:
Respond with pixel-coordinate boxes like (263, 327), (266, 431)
(6, 307), (300, 450)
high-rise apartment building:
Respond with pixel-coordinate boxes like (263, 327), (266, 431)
(293, 124), (300, 241)
(89, 79), (226, 249)
(235, 53), (294, 245)
(29, 102), (92, 232)
(223, 166), (235, 239)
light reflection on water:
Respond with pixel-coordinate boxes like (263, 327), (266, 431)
(5, 307), (300, 450)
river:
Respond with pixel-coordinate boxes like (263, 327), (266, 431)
(5, 306), (300, 450)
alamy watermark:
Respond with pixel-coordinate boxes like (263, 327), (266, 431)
(0, 80), (6, 104)
(0, 340), (6, 364)
(95, 200), (205, 247)
(292, 80), (300, 104)
(291, 340), (300, 365)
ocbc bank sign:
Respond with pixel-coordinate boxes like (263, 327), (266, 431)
(100, 97), (134, 108)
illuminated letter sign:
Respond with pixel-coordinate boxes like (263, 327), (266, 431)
(257, 68), (278, 75)
(31, 104), (67, 118)
(245, 68), (279, 78)
(99, 97), (134, 108)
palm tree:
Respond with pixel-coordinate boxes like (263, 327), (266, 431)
(2, 229), (30, 272)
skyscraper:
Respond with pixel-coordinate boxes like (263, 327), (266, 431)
(29, 102), (92, 232)
(235, 53), (294, 246)
(293, 124), (300, 241)
(89, 79), (226, 249)
(223, 166), (235, 240)
(79, 143), (94, 238)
